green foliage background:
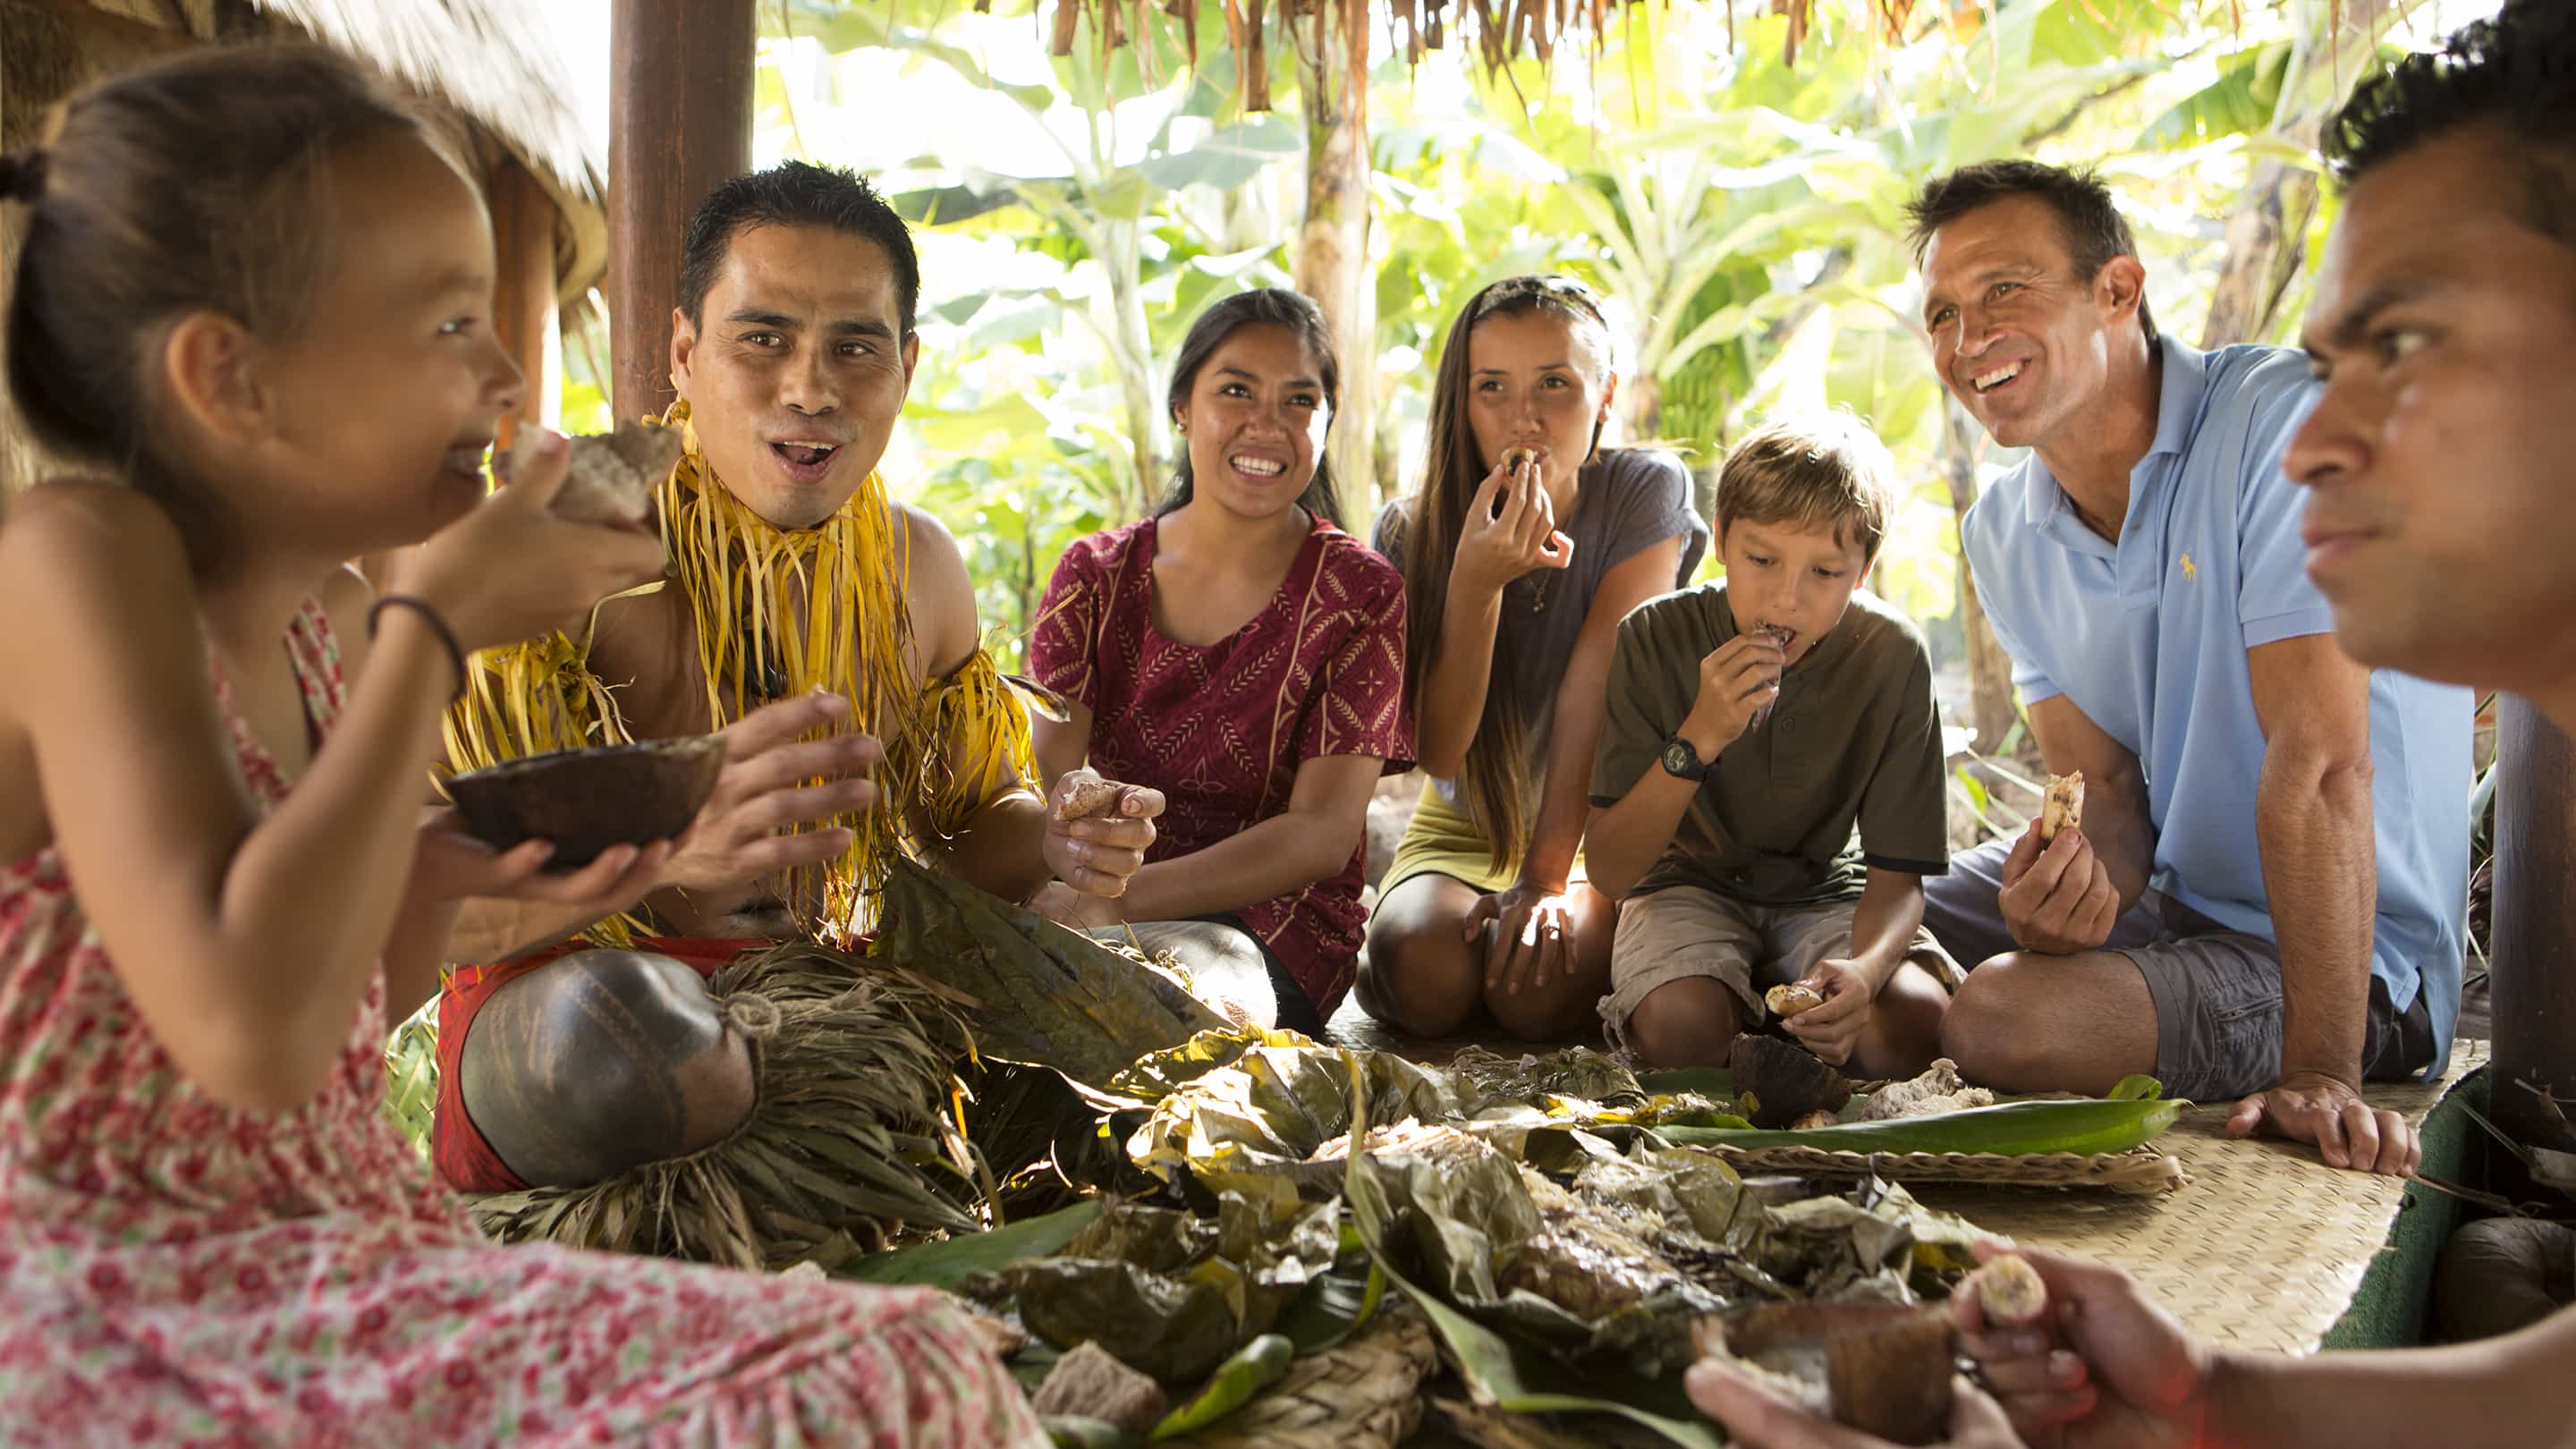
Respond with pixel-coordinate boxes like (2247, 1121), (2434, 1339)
(555, 0), (2458, 680)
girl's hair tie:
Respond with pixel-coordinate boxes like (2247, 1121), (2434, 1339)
(0, 149), (48, 203)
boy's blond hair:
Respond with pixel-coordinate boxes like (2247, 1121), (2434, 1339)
(1716, 412), (1897, 562)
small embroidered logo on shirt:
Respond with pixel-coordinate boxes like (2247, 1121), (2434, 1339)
(2179, 552), (2198, 583)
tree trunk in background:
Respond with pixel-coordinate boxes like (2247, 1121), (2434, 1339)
(1942, 399), (2019, 754)
(609, 0), (754, 425)
(1294, 8), (1378, 524)
(2197, 141), (2320, 350)
(2492, 698), (2576, 1183)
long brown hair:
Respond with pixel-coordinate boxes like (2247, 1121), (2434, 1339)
(3, 45), (420, 572)
(1396, 275), (1612, 872)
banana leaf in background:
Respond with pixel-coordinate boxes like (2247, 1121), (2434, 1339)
(1655, 1094), (2185, 1157)
(869, 857), (1226, 1088)
(1345, 1142), (1726, 1449)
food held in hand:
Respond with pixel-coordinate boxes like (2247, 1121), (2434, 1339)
(500, 421), (682, 528)
(1750, 623), (1792, 731)
(1970, 1253), (2049, 1326)
(2038, 769), (2086, 843)
(1055, 775), (1126, 821)
(1767, 981), (1827, 1019)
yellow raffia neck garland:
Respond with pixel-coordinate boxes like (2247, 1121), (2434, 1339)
(445, 401), (1035, 947)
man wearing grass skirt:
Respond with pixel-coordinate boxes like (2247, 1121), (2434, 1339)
(423, 163), (1184, 1217)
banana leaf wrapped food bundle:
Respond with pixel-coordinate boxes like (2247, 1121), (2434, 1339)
(908, 1026), (2184, 1447)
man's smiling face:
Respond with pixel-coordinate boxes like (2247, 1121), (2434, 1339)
(1918, 194), (2147, 453)
(669, 223), (919, 530)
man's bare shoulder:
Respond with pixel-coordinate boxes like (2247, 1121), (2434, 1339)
(891, 500), (981, 678)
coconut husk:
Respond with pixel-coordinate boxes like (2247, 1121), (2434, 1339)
(444, 734), (725, 870)
(1711, 1301), (1959, 1445)
(461, 941), (982, 1270)
(1164, 1305), (1435, 1448)
(1730, 1035), (1852, 1129)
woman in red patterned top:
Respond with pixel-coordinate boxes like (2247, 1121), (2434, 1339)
(1028, 291), (1415, 1030)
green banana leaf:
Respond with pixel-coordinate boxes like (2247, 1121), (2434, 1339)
(841, 1199), (1105, 1289)
(1344, 1143), (1724, 1449)
(1655, 1093), (2185, 1157)
(869, 858), (1226, 1088)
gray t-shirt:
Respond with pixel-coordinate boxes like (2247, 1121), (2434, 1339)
(1589, 580), (1951, 905)
(1375, 448), (1708, 815)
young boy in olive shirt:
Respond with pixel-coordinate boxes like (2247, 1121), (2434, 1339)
(1585, 414), (1956, 1074)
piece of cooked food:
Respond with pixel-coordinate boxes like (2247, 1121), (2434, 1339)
(499, 421), (682, 528)
(2038, 770), (2086, 843)
(1767, 982), (1826, 1019)
(1970, 1253), (2049, 1326)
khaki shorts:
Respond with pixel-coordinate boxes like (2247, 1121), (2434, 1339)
(1600, 885), (1959, 1049)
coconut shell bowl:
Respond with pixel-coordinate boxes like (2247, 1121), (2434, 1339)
(445, 735), (727, 871)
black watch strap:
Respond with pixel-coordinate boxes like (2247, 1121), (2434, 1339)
(1660, 734), (1714, 782)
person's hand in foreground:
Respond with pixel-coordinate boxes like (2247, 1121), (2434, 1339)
(1689, 1243), (2211, 1449)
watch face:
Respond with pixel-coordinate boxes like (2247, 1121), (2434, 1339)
(1662, 739), (1695, 778)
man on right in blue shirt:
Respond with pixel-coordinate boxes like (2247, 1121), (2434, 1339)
(1908, 161), (2470, 1177)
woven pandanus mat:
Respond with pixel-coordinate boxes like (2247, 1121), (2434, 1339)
(1912, 1040), (2490, 1354)
(1707, 1141), (2185, 1195)
(1166, 1306), (1436, 1448)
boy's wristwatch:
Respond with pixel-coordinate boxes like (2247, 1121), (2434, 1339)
(1659, 734), (1715, 782)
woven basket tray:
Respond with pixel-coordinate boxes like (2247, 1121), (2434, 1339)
(1703, 1141), (2186, 1196)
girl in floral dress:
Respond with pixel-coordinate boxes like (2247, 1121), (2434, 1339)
(0, 46), (1043, 1448)
(1025, 290), (1414, 1030)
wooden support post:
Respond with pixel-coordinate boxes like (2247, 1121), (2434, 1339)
(607, 0), (755, 426)
(487, 159), (560, 450)
(2489, 695), (2576, 1176)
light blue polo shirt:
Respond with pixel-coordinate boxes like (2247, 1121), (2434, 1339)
(1962, 336), (2470, 1073)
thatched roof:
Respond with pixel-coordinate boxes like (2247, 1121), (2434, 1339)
(1044, 0), (1938, 108)
(249, 0), (597, 196)
(4, 0), (602, 300)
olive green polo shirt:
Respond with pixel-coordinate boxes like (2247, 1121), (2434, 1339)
(1589, 580), (1950, 905)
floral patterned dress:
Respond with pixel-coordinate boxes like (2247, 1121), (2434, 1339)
(0, 600), (1044, 1448)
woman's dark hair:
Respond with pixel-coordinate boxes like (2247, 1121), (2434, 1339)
(3, 44), (421, 572)
(1396, 274), (1613, 873)
(1157, 287), (1344, 530)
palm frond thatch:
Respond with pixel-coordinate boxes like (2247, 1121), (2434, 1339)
(462, 942), (987, 1273)
(248, 0), (595, 192)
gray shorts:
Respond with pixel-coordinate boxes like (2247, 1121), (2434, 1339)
(1599, 885), (1959, 1051)
(1922, 838), (2434, 1101)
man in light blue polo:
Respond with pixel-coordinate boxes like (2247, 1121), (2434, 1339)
(1906, 161), (2469, 1177)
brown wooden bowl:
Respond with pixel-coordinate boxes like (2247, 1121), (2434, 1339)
(445, 735), (726, 871)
